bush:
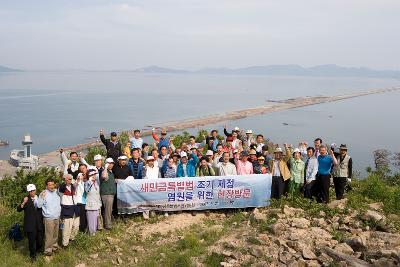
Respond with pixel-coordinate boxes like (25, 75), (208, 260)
(0, 168), (62, 209)
(84, 146), (107, 165)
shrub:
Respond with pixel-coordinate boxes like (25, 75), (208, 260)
(84, 146), (107, 165)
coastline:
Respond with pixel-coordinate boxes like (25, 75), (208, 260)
(0, 86), (399, 178)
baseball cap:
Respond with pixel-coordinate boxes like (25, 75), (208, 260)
(88, 169), (98, 177)
(240, 151), (249, 157)
(234, 127), (240, 131)
(111, 132), (117, 137)
(93, 154), (102, 161)
(246, 130), (253, 134)
(105, 158), (114, 163)
(146, 156), (155, 161)
(274, 147), (283, 153)
(26, 184), (36, 192)
(180, 151), (188, 158)
(205, 150), (214, 156)
(293, 148), (301, 153)
(118, 155), (128, 160)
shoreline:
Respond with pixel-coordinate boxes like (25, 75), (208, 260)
(0, 86), (399, 177)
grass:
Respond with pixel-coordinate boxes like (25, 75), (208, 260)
(1, 170), (400, 266)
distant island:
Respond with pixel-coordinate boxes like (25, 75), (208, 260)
(132, 64), (400, 79)
(1, 64), (400, 79)
(0, 65), (23, 72)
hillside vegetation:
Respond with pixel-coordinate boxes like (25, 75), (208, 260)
(0, 166), (399, 267)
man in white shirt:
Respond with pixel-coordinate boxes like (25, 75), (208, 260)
(143, 156), (160, 179)
(130, 130), (143, 149)
(214, 152), (237, 176)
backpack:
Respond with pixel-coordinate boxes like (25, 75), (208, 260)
(8, 223), (23, 242)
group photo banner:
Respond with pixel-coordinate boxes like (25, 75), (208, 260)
(117, 174), (272, 214)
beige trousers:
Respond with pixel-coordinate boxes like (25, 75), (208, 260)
(101, 195), (114, 229)
(62, 216), (80, 246)
(43, 218), (59, 253)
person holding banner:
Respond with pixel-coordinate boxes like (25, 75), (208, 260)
(177, 150), (199, 177)
(235, 151), (254, 175)
(143, 156), (161, 179)
(214, 152), (237, 176)
(269, 146), (291, 199)
(196, 157), (216, 177)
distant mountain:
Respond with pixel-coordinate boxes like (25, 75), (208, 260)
(133, 64), (400, 79)
(0, 65), (22, 72)
(133, 65), (189, 74)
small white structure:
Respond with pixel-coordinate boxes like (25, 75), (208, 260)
(9, 134), (39, 170)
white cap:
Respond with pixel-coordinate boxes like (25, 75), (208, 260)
(118, 155), (128, 160)
(234, 126), (240, 131)
(233, 149), (238, 153)
(293, 148), (301, 153)
(274, 147), (283, 153)
(180, 151), (187, 158)
(146, 156), (155, 161)
(105, 158), (114, 163)
(94, 154), (103, 161)
(205, 150), (214, 156)
(246, 129), (253, 134)
(26, 184), (36, 192)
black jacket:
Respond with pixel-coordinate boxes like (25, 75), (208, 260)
(100, 134), (122, 161)
(17, 196), (44, 233)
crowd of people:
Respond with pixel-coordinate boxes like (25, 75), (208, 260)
(17, 126), (352, 260)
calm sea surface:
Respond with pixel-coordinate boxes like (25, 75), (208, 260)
(0, 72), (399, 173)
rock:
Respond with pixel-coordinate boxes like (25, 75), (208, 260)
(363, 210), (385, 222)
(258, 233), (270, 244)
(74, 264), (86, 267)
(252, 208), (266, 220)
(372, 257), (399, 267)
(134, 257), (138, 263)
(328, 199), (348, 210)
(319, 210), (326, 217)
(250, 248), (263, 258)
(90, 253), (99, 259)
(368, 202), (383, 211)
(342, 216), (351, 225)
(283, 205), (304, 217)
(117, 256), (123, 265)
(323, 247), (372, 267)
(378, 249), (399, 257)
(291, 218), (311, 229)
(372, 231), (400, 246)
(334, 243), (354, 255)
(270, 222), (286, 235)
(222, 250), (233, 257)
(279, 251), (293, 264)
(317, 252), (333, 266)
(220, 262), (233, 267)
(312, 218), (327, 228)
(106, 237), (116, 244)
(345, 236), (367, 251)
(302, 247), (317, 260)
(160, 253), (166, 258)
(305, 260), (320, 267)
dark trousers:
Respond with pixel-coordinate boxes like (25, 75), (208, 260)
(303, 180), (316, 199)
(271, 176), (285, 199)
(333, 177), (347, 200)
(316, 174), (331, 203)
(26, 230), (44, 258)
(77, 204), (87, 232)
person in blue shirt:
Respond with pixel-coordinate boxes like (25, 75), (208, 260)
(316, 145), (338, 203)
(37, 178), (61, 256)
(177, 150), (199, 177)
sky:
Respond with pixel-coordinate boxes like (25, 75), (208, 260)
(0, 0), (399, 70)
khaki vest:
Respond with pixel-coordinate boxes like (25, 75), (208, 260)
(334, 154), (351, 177)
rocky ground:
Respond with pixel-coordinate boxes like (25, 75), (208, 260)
(67, 198), (399, 267)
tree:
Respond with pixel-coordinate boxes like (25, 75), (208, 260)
(373, 149), (391, 175)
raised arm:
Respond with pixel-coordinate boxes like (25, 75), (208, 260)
(152, 128), (160, 142)
(99, 129), (107, 146)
